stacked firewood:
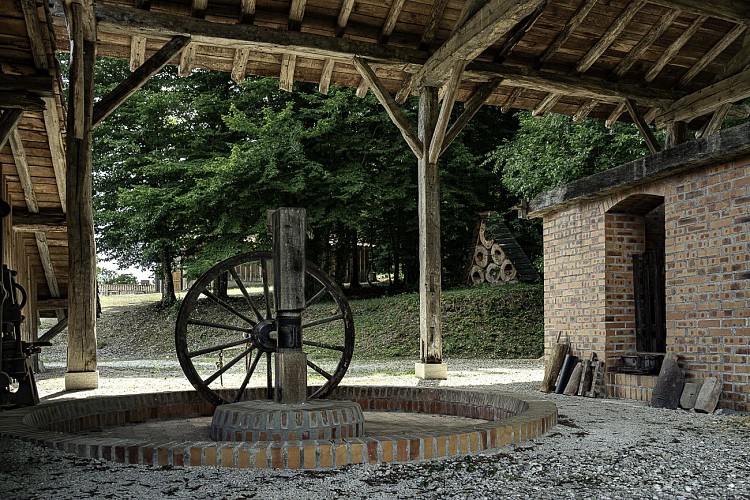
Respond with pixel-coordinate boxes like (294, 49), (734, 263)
(468, 215), (519, 285)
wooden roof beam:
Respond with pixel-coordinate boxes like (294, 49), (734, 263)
(20, 0), (50, 69)
(678, 24), (745, 87)
(9, 129), (39, 213)
(35, 232), (61, 297)
(42, 97), (67, 211)
(129, 35), (146, 71)
(610, 9), (681, 79)
(0, 109), (23, 151)
(191, 0), (208, 19)
(531, 93), (560, 117)
(318, 59), (335, 95)
(280, 53), (296, 92)
(239, 0), (255, 24)
(428, 61), (464, 163)
(645, 15), (707, 83)
(605, 101), (626, 128)
(11, 210), (66, 232)
(353, 57), (422, 158)
(336, 0), (356, 37)
(625, 98), (660, 154)
(95, 36), (191, 125)
(380, 0), (406, 45)
(414, 0), (547, 88)
(576, 1), (645, 74)
(501, 87), (523, 114)
(232, 47), (251, 83)
(178, 43), (197, 77)
(0, 75), (55, 97)
(494, 0), (547, 64)
(535, 0), (597, 70)
(573, 99), (598, 122)
(289, 0), (307, 31)
(441, 77), (503, 155)
(646, 0), (750, 25)
(656, 69), (750, 124)
(355, 78), (369, 98)
(419, 0), (450, 50)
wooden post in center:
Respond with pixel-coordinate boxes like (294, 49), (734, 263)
(271, 207), (307, 403)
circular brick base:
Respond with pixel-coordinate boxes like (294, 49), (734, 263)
(211, 400), (365, 442)
(0, 386), (557, 469)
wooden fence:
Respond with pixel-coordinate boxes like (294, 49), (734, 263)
(99, 283), (156, 295)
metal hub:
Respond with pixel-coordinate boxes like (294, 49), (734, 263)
(251, 319), (276, 353)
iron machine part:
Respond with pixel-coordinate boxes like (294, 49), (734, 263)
(175, 251), (354, 407)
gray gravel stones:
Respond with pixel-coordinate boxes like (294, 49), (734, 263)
(2, 364), (749, 499)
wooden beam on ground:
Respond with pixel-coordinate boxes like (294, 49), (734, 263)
(94, 36), (191, 125)
(38, 315), (68, 343)
(288, 0), (307, 31)
(646, 0), (750, 25)
(442, 77), (503, 154)
(501, 87), (523, 113)
(0, 109), (23, 151)
(336, 0), (356, 37)
(532, 93), (560, 117)
(279, 53), (296, 92)
(353, 57), (422, 159)
(605, 101), (626, 128)
(678, 24), (745, 87)
(318, 59), (335, 94)
(428, 61), (464, 164)
(239, 0), (256, 24)
(9, 129), (39, 212)
(494, 0), (547, 64)
(178, 42), (197, 77)
(129, 35), (146, 71)
(657, 70), (750, 124)
(610, 9), (681, 79)
(625, 98), (660, 154)
(645, 15), (707, 83)
(64, 0), (99, 386)
(573, 99), (598, 122)
(413, 0), (546, 88)
(380, 0), (406, 45)
(232, 47), (251, 83)
(576, 1), (645, 74)
(419, 0), (450, 50)
(536, 0), (597, 69)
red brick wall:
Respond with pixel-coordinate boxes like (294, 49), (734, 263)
(542, 157), (750, 411)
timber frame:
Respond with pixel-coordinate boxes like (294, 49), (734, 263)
(4, 0), (750, 383)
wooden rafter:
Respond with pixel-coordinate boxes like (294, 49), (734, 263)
(645, 15), (707, 83)
(0, 94), (45, 111)
(610, 9), (681, 79)
(232, 47), (251, 83)
(678, 24), (746, 87)
(413, 0), (547, 88)
(451, 0), (484, 35)
(129, 35), (147, 71)
(441, 77), (503, 154)
(336, 0), (356, 37)
(700, 104), (730, 137)
(532, 93), (560, 117)
(380, 0), (406, 45)
(42, 97), (67, 210)
(625, 98), (660, 154)
(576, 1), (645, 74)
(178, 43), (197, 77)
(95, 36), (191, 125)
(428, 61), (464, 163)
(353, 57), (422, 158)
(646, 0), (750, 25)
(501, 87), (523, 113)
(573, 99), (598, 122)
(289, 0), (307, 31)
(494, 0), (547, 64)
(0, 109), (23, 150)
(280, 53), (297, 92)
(20, 0), (49, 68)
(535, 0), (597, 70)
(9, 129), (39, 213)
(191, 0), (208, 19)
(318, 59), (335, 95)
(239, 0), (256, 24)
(355, 78), (369, 98)
(0, 75), (54, 97)
(605, 101), (626, 129)
(656, 70), (750, 124)
(12, 210), (66, 232)
(35, 232), (60, 297)
(420, 0), (450, 50)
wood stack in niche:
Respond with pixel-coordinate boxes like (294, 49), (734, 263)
(468, 212), (540, 285)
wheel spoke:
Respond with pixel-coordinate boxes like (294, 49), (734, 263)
(187, 318), (253, 335)
(305, 286), (328, 309)
(229, 267), (264, 322)
(201, 288), (257, 326)
(303, 312), (344, 329)
(307, 359), (333, 380)
(204, 345), (254, 386)
(233, 349), (262, 403)
(261, 259), (273, 320)
(187, 338), (250, 358)
(302, 339), (345, 352)
(266, 352), (273, 399)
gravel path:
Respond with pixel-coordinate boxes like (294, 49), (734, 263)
(2, 359), (749, 499)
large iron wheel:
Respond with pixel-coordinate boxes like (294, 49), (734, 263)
(175, 251), (354, 406)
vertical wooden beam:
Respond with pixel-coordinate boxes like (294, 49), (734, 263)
(279, 53), (296, 92)
(178, 43), (196, 77)
(645, 15), (708, 83)
(415, 86), (445, 378)
(355, 78), (369, 98)
(380, 0), (406, 45)
(318, 59), (335, 94)
(336, 0), (356, 37)
(288, 0), (307, 31)
(239, 0), (256, 24)
(231, 47), (251, 84)
(129, 35), (147, 71)
(625, 98), (661, 154)
(191, 0), (208, 19)
(664, 120), (688, 148)
(64, 0), (98, 390)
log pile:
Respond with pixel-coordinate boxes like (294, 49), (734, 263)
(468, 212), (540, 285)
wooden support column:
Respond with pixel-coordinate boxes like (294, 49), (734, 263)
(665, 121), (688, 148)
(64, 0), (99, 390)
(415, 86), (446, 380)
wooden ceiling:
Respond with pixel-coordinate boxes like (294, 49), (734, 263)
(48, 0), (750, 132)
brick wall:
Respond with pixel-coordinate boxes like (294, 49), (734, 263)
(542, 157), (750, 411)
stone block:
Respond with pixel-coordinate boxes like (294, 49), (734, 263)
(415, 362), (447, 380)
(651, 353), (684, 409)
(694, 377), (722, 413)
(679, 381), (703, 409)
(64, 370), (99, 391)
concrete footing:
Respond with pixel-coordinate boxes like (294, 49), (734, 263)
(64, 370), (99, 391)
(415, 362), (447, 380)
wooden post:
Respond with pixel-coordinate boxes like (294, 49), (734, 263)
(64, 0), (99, 390)
(414, 87), (446, 380)
(664, 121), (688, 148)
(271, 207), (307, 403)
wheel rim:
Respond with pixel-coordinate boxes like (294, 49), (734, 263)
(175, 251), (354, 406)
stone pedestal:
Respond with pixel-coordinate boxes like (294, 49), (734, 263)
(415, 362), (447, 380)
(64, 370), (99, 390)
(211, 400), (365, 442)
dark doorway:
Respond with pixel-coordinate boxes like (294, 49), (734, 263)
(633, 250), (666, 352)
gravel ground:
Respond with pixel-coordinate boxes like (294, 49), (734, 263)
(1, 359), (749, 499)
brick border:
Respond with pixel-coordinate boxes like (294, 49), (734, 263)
(0, 386), (557, 469)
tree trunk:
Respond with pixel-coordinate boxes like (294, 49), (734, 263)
(161, 246), (176, 307)
(350, 230), (361, 289)
(214, 272), (229, 300)
(392, 233), (401, 289)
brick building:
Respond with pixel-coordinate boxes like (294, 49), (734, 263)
(529, 123), (750, 411)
